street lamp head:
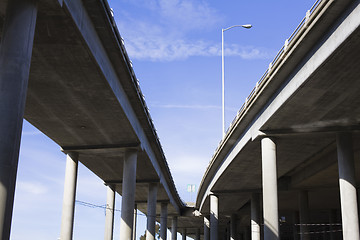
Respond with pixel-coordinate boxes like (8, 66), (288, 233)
(242, 24), (252, 29)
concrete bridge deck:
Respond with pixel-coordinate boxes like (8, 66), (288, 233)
(0, 0), (200, 239)
(196, 0), (360, 239)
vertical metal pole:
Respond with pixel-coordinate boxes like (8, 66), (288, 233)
(221, 29), (225, 138)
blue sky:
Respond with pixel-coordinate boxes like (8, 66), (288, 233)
(11, 0), (316, 239)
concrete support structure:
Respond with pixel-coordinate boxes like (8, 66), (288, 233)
(196, 228), (201, 240)
(160, 203), (168, 240)
(251, 193), (260, 240)
(172, 216), (178, 240)
(182, 228), (187, 240)
(298, 191), (309, 240)
(0, 0), (37, 239)
(336, 133), (359, 240)
(292, 212), (299, 240)
(261, 137), (279, 240)
(328, 210), (336, 240)
(204, 216), (210, 240)
(230, 214), (237, 240)
(60, 153), (79, 240)
(226, 224), (230, 240)
(146, 183), (158, 240)
(210, 194), (219, 240)
(104, 185), (116, 240)
(120, 150), (138, 240)
(244, 227), (250, 240)
(133, 204), (137, 240)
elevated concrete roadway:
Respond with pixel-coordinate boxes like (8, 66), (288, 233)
(197, 0), (360, 239)
(0, 0), (199, 239)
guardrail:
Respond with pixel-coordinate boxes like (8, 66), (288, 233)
(100, 0), (185, 205)
(212, 0), (325, 159)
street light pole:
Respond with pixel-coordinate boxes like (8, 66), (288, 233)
(221, 24), (252, 138)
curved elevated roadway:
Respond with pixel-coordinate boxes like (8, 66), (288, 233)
(196, 0), (360, 239)
(0, 0), (201, 239)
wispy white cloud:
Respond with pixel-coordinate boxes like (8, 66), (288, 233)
(124, 36), (275, 61)
(115, 0), (276, 61)
(150, 103), (239, 112)
(17, 181), (48, 195)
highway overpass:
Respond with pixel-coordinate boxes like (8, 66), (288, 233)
(0, 0), (200, 239)
(1, 0), (360, 240)
(196, 0), (360, 240)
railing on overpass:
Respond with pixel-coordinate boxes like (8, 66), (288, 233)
(99, 0), (185, 206)
(212, 0), (325, 160)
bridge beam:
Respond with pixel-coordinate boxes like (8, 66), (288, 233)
(0, 0), (37, 239)
(120, 149), (138, 240)
(261, 137), (279, 240)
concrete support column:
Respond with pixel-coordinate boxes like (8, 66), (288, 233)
(133, 204), (137, 240)
(204, 216), (210, 240)
(292, 211), (299, 240)
(182, 228), (187, 240)
(210, 194), (219, 240)
(244, 227), (250, 240)
(225, 221), (230, 240)
(261, 137), (279, 240)
(230, 214), (237, 240)
(104, 185), (115, 240)
(328, 210), (336, 240)
(160, 203), (168, 240)
(251, 193), (260, 240)
(0, 0), (37, 239)
(196, 228), (200, 240)
(120, 149), (138, 240)
(172, 216), (178, 240)
(146, 183), (158, 240)
(298, 191), (309, 240)
(60, 153), (79, 240)
(337, 132), (360, 240)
